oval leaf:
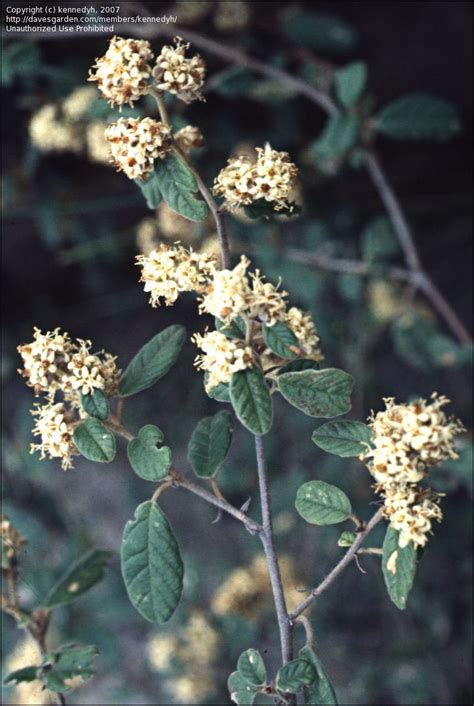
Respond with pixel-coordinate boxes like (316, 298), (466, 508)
(228, 671), (257, 705)
(283, 11), (358, 53)
(215, 317), (246, 340)
(299, 645), (338, 705)
(335, 61), (367, 107)
(154, 153), (208, 221)
(121, 501), (184, 623)
(296, 480), (351, 525)
(237, 649), (267, 687)
(43, 549), (112, 608)
(312, 420), (371, 457)
(4, 666), (39, 686)
(73, 419), (116, 463)
(277, 368), (353, 418)
(81, 389), (109, 421)
(119, 325), (186, 397)
(312, 114), (359, 162)
(187, 411), (233, 478)
(230, 368), (273, 435)
(373, 93), (461, 141)
(382, 526), (417, 610)
(277, 658), (316, 693)
(263, 322), (300, 359)
(205, 375), (231, 403)
(278, 359), (321, 375)
(127, 425), (171, 482)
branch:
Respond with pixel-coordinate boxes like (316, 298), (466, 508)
(254, 435), (293, 667)
(289, 508), (384, 621)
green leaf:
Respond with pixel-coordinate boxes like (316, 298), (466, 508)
(134, 170), (162, 209)
(311, 114), (359, 163)
(312, 420), (371, 457)
(392, 313), (469, 371)
(214, 66), (259, 97)
(361, 217), (399, 263)
(127, 425), (171, 482)
(228, 671), (257, 705)
(295, 480), (351, 525)
(283, 12), (358, 53)
(119, 325), (186, 397)
(121, 501), (184, 623)
(42, 644), (98, 692)
(276, 658), (316, 693)
(206, 376), (231, 403)
(154, 153), (208, 221)
(43, 549), (112, 608)
(263, 322), (300, 359)
(73, 419), (116, 463)
(230, 368), (273, 435)
(373, 93), (461, 141)
(4, 666), (38, 686)
(187, 411), (233, 478)
(80, 389), (109, 421)
(237, 649), (267, 687)
(338, 530), (357, 547)
(382, 526), (417, 610)
(278, 359), (321, 375)
(334, 61), (367, 107)
(215, 317), (246, 340)
(299, 645), (338, 705)
(277, 368), (353, 418)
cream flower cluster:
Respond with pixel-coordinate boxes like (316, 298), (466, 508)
(174, 125), (204, 153)
(105, 117), (172, 180)
(153, 37), (206, 104)
(362, 395), (464, 548)
(213, 143), (299, 211)
(29, 104), (83, 154)
(18, 328), (119, 470)
(192, 330), (254, 392)
(88, 36), (154, 108)
(136, 243), (217, 306)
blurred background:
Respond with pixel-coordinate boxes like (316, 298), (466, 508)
(1, 1), (472, 704)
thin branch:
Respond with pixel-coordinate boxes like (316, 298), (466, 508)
(295, 615), (315, 650)
(151, 89), (231, 268)
(254, 435), (293, 666)
(290, 508), (384, 621)
(170, 470), (262, 535)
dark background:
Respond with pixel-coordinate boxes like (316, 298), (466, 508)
(1, 1), (472, 704)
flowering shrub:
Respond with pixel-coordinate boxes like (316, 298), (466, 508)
(3, 25), (470, 706)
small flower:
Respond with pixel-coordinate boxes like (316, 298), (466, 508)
(192, 330), (254, 391)
(153, 37), (206, 103)
(362, 395), (464, 486)
(174, 125), (204, 153)
(199, 256), (252, 322)
(213, 143), (299, 211)
(63, 339), (119, 397)
(286, 307), (323, 360)
(18, 328), (75, 397)
(383, 486), (443, 549)
(31, 402), (79, 470)
(137, 243), (216, 307)
(105, 117), (172, 180)
(147, 634), (180, 672)
(248, 270), (288, 326)
(61, 86), (97, 121)
(88, 36), (153, 108)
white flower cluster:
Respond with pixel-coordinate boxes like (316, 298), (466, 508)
(88, 36), (154, 108)
(153, 37), (206, 104)
(362, 395), (464, 548)
(192, 330), (254, 392)
(18, 328), (119, 470)
(105, 117), (172, 180)
(213, 143), (299, 211)
(136, 243), (217, 306)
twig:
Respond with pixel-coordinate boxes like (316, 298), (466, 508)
(357, 547), (383, 555)
(170, 469), (262, 535)
(289, 508), (384, 620)
(254, 435), (293, 667)
(151, 89), (231, 269)
(295, 614), (315, 649)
